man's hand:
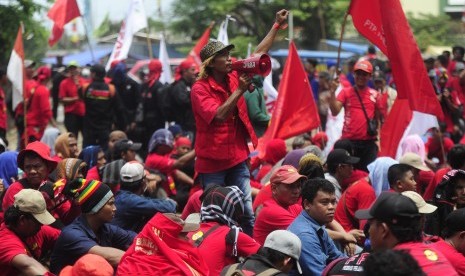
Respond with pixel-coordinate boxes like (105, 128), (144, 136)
(275, 9), (289, 25)
(238, 73), (252, 93)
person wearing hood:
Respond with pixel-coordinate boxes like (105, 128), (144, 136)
(79, 145), (106, 181)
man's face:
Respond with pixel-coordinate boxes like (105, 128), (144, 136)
(304, 190), (336, 225)
(374, 79), (385, 91)
(123, 149), (136, 162)
(23, 156), (48, 188)
(97, 150), (106, 168)
(96, 196), (116, 223)
(397, 170), (417, 192)
(177, 145), (191, 156)
(272, 180), (302, 207)
(337, 163), (354, 179)
(19, 215), (42, 237)
(454, 179), (465, 205)
(68, 137), (79, 158)
(183, 66), (198, 84)
(354, 70), (371, 88)
(368, 219), (387, 251)
(210, 50), (231, 74)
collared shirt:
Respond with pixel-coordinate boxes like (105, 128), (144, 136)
(50, 215), (136, 274)
(288, 210), (346, 276)
(112, 189), (176, 232)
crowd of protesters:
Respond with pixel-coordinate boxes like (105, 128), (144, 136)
(1, 8), (465, 276)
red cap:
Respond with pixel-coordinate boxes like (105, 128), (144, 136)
(354, 60), (373, 74)
(148, 59), (162, 72)
(270, 165), (307, 184)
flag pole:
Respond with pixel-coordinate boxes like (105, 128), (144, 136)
(81, 17), (96, 63)
(336, 11), (349, 73)
(20, 23), (28, 148)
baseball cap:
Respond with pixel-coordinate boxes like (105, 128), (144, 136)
(355, 192), (420, 223)
(354, 60), (373, 74)
(264, 230), (302, 274)
(399, 152), (431, 172)
(373, 70), (385, 81)
(270, 165), (307, 184)
(120, 162), (145, 184)
(401, 191), (437, 214)
(67, 60), (79, 68)
(444, 208), (465, 234)
(114, 139), (142, 155)
(60, 254), (114, 276)
(14, 189), (56, 225)
(164, 213), (200, 233)
(326, 149), (360, 165)
(200, 40), (235, 62)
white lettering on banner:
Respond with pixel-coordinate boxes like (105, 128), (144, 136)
(113, 20), (126, 60)
(362, 19), (386, 48)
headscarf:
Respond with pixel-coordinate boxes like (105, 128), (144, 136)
(78, 145), (101, 169)
(0, 151), (19, 189)
(174, 59), (198, 81)
(36, 66), (51, 82)
(56, 158), (87, 181)
(40, 127), (61, 156)
(175, 137), (192, 148)
(148, 129), (174, 153)
(400, 134), (426, 162)
(200, 185), (245, 228)
(117, 212), (209, 276)
(368, 157), (398, 197)
(55, 132), (75, 159)
(147, 59), (162, 87)
(111, 62), (127, 86)
(264, 139), (287, 165)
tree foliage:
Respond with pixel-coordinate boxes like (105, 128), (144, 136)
(0, 1), (48, 65)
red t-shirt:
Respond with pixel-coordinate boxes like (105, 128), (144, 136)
(430, 239), (465, 275)
(0, 224), (60, 276)
(417, 170), (435, 195)
(252, 184), (272, 212)
(337, 86), (382, 140)
(423, 167), (450, 201)
(2, 181), (26, 211)
(253, 198), (302, 245)
(187, 222), (260, 276)
(425, 136), (454, 166)
(26, 84), (52, 127)
(181, 189), (202, 220)
(394, 242), (458, 276)
(59, 77), (86, 116)
(145, 153), (175, 175)
(85, 166), (101, 181)
(335, 178), (376, 232)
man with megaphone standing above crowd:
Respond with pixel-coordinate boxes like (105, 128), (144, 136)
(191, 9), (289, 236)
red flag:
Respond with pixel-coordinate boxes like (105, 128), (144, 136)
(258, 41), (320, 157)
(186, 23), (213, 66)
(7, 26), (25, 111)
(47, 0), (81, 46)
(349, 0), (443, 158)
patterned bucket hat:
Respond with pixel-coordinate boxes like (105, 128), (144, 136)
(200, 40), (235, 62)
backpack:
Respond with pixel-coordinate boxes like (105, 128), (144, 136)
(157, 82), (176, 122)
(223, 263), (281, 276)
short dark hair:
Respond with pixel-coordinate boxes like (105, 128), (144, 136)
(301, 178), (335, 208)
(368, 45), (376, 54)
(298, 163), (324, 179)
(363, 249), (426, 276)
(333, 139), (354, 156)
(448, 145), (465, 169)
(4, 205), (33, 227)
(257, 247), (289, 267)
(387, 164), (413, 188)
(306, 58), (318, 67)
(385, 216), (423, 243)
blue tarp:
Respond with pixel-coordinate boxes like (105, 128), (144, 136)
(42, 46), (114, 66)
(324, 39), (372, 55)
(269, 49), (355, 65)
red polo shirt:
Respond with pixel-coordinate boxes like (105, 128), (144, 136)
(335, 178), (376, 232)
(425, 137), (454, 166)
(430, 239), (465, 275)
(59, 77), (85, 116)
(0, 224), (60, 276)
(253, 198), (302, 245)
(395, 242), (458, 276)
(191, 71), (257, 173)
(337, 86), (382, 140)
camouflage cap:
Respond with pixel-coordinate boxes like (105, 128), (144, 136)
(200, 40), (235, 62)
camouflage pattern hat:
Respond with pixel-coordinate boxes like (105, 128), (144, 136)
(200, 40), (235, 62)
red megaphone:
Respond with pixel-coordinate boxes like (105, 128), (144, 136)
(232, 54), (272, 91)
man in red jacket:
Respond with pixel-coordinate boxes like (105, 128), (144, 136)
(191, 9), (289, 235)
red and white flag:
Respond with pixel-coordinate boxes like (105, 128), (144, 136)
(7, 26), (25, 111)
(47, 0), (81, 47)
(349, 0), (443, 159)
(106, 0), (148, 70)
(186, 23), (213, 66)
(257, 41), (320, 158)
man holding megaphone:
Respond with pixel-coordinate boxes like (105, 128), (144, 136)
(191, 9), (289, 236)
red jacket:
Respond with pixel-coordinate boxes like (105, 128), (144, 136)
(191, 71), (257, 173)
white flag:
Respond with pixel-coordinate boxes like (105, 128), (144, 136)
(106, 0), (147, 70)
(217, 15), (234, 45)
(7, 27), (25, 111)
(159, 34), (172, 84)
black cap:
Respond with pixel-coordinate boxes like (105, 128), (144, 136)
(444, 208), (465, 234)
(326, 149), (360, 165)
(90, 64), (106, 79)
(355, 192), (420, 223)
(114, 139), (142, 156)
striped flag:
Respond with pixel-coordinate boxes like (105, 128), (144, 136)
(7, 26), (25, 111)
